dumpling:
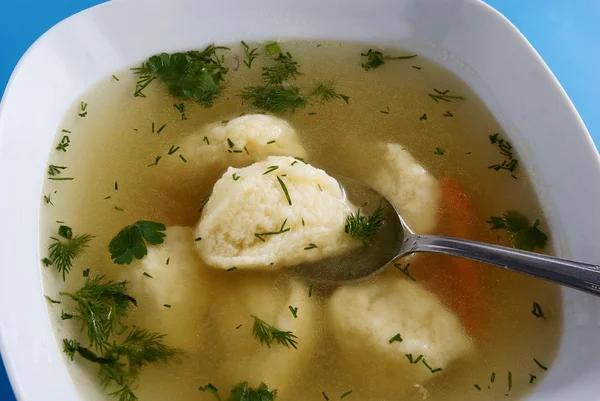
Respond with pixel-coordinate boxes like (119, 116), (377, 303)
(351, 143), (440, 234)
(327, 275), (473, 395)
(213, 273), (318, 397)
(195, 156), (358, 270)
(125, 226), (213, 350)
(179, 114), (307, 171)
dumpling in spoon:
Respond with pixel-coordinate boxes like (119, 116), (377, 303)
(125, 226), (213, 350)
(327, 275), (474, 396)
(195, 156), (358, 270)
(214, 273), (318, 397)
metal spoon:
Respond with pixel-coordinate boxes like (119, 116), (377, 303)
(293, 175), (600, 296)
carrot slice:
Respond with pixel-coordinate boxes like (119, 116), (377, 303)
(424, 179), (482, 335)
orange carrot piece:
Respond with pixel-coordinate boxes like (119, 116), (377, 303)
(429, 179), (482, 335)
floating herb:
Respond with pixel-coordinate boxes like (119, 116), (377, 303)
(56, 136), (70, 152)
(340, 390), (353, 399)
(361, 49), (417, 71)
(240, 85), (307, 113)
(276, 175), (292, 205)
(533, 358), (548, 370)
(304, 243), (318, 250)
(132, 45), (229, 106)
(344, 203), (385, 247)
(241, 41), (259, 68)
(428, 88), (464, 103)
(47, 225), (93, 281)
(251, 315), (298, 349)
(108, 221), (167, 264)
(289, 306), (298, 318)
(230, 382), (276, 401)
(488, 132), (519, 176)
(531, 302), (545, 319)
(434, 147), (445, 155)
(487, 211), (548, 250)
(147, 155), (162, 167)
(419, 113), (427, 121)
(310, 82), (349, 104)
(48, 165), (67, 176)
(263, 165), (279, 175)
(389, 333), (403, 344)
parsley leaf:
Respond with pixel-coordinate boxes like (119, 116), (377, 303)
(488, 211), (548, 250)
(133, 45), (229, 107)
(230, 382), (277, 401)
(108, 221), (167, 264)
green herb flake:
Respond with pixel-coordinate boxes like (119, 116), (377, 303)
(308, 284), (313, 297)
(389, 333), (403, 344)
(241, 40), (259, 69)
(266, 140), (276, 144)
(443, 111), (454, 117)
(434, 147), (445, 155)
(276, 175), (292, 205)
(533, 358), (548, 370)
(132, 45), (230, 107)
(194, 237), (202, 242)
(179, 155), (188, 163)
(487, 211), (548, 250)
(112, 75), (119, 81)
(531, 301), (545, 319)
(203, 136), (210, 145)
(251, 315), (298, 349)
(230, 382), (276, 401)
(304, 243), (318, 250)
(323, 391), (330, 400)
(412, 65), (422, 70)
(474, 384), (482, 391)
(529, 374), (537, 384)
(266, 42), (281, 54)
(163, 304), (171, 308)
(340, 390), (353, 399)
(508, 371), (512, 392)
(428, 88), (464, 103)
(48, 225), (94, 281)
(227, 266), (237, 272)
(83, 268), (90, 277)
(45, 295), (61, 304)
(310, 82), (349, 104)
(289, 305), (298, 318)
(419, 113), (427, 121)
(240, 85), (307, 113)
(143, 272), (153, 278)
(43, 194), (53, 205)
(491, 372), (496, 383)
(156, 123), (167, 134)
(55, 135), (70, 152)
(255, 219), (290, 242)
(361, 48), (417, 71)
(41, 257), (53, 267)
(108, 221), (167, 264)
(147, 155), (162, 167)
(114, 206), (124, 212)
(345, 203), (385, 247)
(263, 165), (279, 175)
(394, 263), (416, 281)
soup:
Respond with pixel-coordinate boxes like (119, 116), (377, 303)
(40, 41), (562, 401)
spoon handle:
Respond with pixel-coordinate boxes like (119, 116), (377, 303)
(408, 235), (600, 296)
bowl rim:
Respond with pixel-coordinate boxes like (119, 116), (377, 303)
(2, 0), (600, 400)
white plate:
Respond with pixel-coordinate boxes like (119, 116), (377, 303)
(2, 0), (600, 400)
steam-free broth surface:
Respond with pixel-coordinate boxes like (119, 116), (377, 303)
(41, 41), (562, 401)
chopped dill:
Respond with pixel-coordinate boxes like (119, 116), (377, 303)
(173, 103), (187, 120)
(289, 306), (298, 318)
(531, 302), (545, 319)
(147, 155), (162, 167)
(389, 333), (403, 344)
(304, 243), (318, 250)
(340, 390), (353, 399)
(310, 82), (349, 104)
(47, 225), (93, 281)
(276, 175), (292, 205)
(428, 88), (464, 103)
(56, 135), (70, 152)
(419, 113), (427, 121)
(168, 145), (180, 155)
(255, 219), (290, 242)
(232, 173), (241, 181)
(263, 165), (279, 175)
(394, 263), (415, 281)
(241, 40), (259, 68)
(344, 203), (385, 247)
(434, 147), (445, 155)
(179, 154), (188, 163)
(251, 315), (298, 349)
(240, 85), (307, 112)
(361, 48), (417, 71)
(487, 211), (548, 250)
(48, 165), (67, 176)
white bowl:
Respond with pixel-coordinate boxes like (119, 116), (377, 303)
(2, 0), (600, 400)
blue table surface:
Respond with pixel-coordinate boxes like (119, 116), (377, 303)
(1, 1), (599, 399)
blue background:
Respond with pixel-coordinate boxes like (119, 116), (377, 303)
(0, 1), (598, 399)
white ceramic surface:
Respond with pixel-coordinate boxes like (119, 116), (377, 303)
(2, 0), (600, 400)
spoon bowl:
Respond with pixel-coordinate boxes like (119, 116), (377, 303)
(293, 174), (600, 296)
